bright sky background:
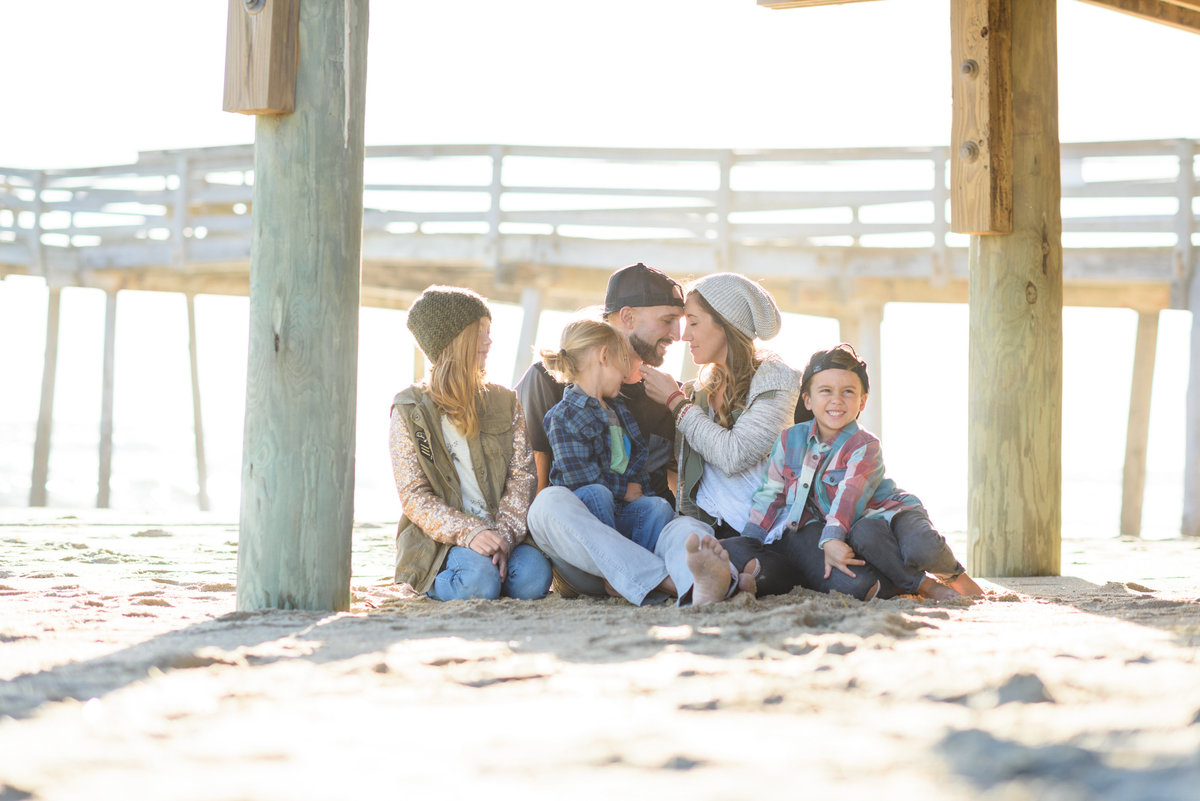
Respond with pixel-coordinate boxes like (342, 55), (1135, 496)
(2, 0), (1197, 535)
(4, 0), (1199, 168)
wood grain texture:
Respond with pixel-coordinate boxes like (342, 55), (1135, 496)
(1121, 311), (1158, 537)
(237, 0), (368, 611)
(967, 0), (1062, 576)
(223, 0), (300, 115)
(950, 0), (1012, 234)
(1078, 0), (1200, 33)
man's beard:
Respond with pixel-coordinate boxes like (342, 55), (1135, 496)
(630, 333), (668, 367)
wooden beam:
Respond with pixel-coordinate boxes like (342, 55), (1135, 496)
(967, 0), (1062, 576)
(223, 0), (300, 114)
(29, 288), (61, 507)
(1121, 311), (1159, 537)
(97, 290), (117, 508)
(236, 0), (368, 611)
(1077, 0), (1200, 34)
(757, 0), (882, 8)
(837, 305), (884, 438)
(951, 0), (1013, 234)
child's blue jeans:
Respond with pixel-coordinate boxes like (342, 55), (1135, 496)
(572, 484), (674, 552)
(428, 543), (552, 601)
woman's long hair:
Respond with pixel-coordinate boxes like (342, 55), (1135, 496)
(427, 319), (486, 439)
(540, 318), (632, 386)
(691, 290), (762, 430)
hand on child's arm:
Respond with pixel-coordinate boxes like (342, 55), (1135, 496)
(822, 539), (865, 579)
(624, 482), (643, 502)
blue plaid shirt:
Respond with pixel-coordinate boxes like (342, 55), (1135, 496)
(544, 384), (651, 501)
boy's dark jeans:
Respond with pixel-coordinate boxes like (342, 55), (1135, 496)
(721, 509), (964, 600)
(847, 509), (965, 594)
(721, 522), (884, 600)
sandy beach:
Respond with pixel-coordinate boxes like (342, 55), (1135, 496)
(2, 508), (1199, 800)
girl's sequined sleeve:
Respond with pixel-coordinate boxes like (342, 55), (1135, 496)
(494, 401), (536, 546)
(390, 408), (490, 547)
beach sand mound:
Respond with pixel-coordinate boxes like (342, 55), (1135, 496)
(1, 513), (1199, 800)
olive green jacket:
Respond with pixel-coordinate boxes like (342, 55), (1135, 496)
(391, 385), (525, 592)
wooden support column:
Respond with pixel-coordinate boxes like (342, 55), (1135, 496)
(29, 287), (61, 507)
(964, 0), (1062, 575)
(97, 290), (118, 509)
(511, 285), (542, 385)
(1180, 139), (1200, 538)
(234, 0), (369, 611)
(1121, 310), (1159, 538)
(186, 294), (211, 512)
(837, 307), (883, 437)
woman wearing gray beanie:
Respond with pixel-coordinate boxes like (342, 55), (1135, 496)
(389, 285), (552, 601)
(641, 273), (875, 602)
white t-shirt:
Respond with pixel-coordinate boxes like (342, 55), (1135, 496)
(441, 416), (489, 519)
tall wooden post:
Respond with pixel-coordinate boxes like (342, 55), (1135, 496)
(1121, 310), (1158, 538)
(964, 0), (1062, 576)
(97, 290), (118, 508)
(186, 294), (211, 512)
(511, 286), (542, 386)
(234, 0), (369, 611)
(1178, 140), (1199, 538)
(29, 287), (61, 507)
(838, 306), (883, 437)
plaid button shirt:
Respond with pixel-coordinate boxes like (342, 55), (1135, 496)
(544, 384), (651, 501)
(742, 419), (921, 545)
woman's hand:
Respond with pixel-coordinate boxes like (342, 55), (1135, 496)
(469, 529), (510, 578)
(821, 539), (865, 579)
(638, 364), (679, 405)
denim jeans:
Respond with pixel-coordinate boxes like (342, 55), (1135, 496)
(428, 543), (553, 601)
(721, 520), (885, 601)
(528, 485), (718, 606)
(847, 509), (965, 594)
(573, 484), (675, 551)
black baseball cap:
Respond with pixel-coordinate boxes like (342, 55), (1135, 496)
(603, 263), (685, 315)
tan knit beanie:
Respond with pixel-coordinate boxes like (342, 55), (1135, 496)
(691, 273), (781, 340)
(406, 285), (491, 362)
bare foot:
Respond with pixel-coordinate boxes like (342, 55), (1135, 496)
(917, 576), (961, 601)
(736, 558), (759, 597)
(686, 533), (733, 605)
(602, 579), (622, 598)
(949, 573), (984, 597)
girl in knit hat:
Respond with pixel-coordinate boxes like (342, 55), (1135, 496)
(640, 273), (884, 603)
(389, 285), (552, 601)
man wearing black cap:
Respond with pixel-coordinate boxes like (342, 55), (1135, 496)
(516, 262), (686, 501)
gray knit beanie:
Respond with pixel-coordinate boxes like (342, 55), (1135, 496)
(406, 285), (491, 362)
(691, 273), (782, 340)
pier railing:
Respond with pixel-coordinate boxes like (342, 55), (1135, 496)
(1, 139), (1195, 303)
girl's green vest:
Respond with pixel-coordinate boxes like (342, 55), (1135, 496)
(391, 384), (521, 592)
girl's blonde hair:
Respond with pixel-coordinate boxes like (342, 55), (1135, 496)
(427, 319), (487, 439)
(691, 290), (763, 430)
(540, 319), (632, 386)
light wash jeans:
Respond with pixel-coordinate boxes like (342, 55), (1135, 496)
(428, 543), (553, 601)
(528, 485), (723, 606)
(573, 484), (675, 551)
